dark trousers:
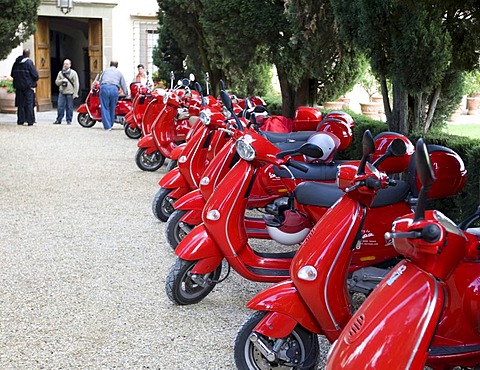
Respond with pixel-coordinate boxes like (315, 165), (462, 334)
(16, 88), (35, 125)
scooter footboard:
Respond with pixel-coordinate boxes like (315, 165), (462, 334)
(176, 224), (223, 274)
(247, 280), (321, 336)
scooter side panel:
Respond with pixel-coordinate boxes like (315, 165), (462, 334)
(327, 261), (445, 370)
(175, 224), (223, 273)
(169, 143), (186, 161)
(77, 104), (88, 114)
(247, 280), (321, 335)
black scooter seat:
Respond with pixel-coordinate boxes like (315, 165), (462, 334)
(261, 130), (315, 143)
(294, 180), (411, 208)
(274, 161), (345, 181)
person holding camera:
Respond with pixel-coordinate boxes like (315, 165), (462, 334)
(53, 59), (79, 125)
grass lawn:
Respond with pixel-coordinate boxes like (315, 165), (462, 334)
(444, 123), (480, 139)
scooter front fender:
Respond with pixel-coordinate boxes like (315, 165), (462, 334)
(175, 224), (223, 274)
(247, 280), (321, 336)
(77, 104), (88, 114)
(158, 167), (188, 189)
(327, 261), (445, 370)
(137, 134), (156, 152)
(169, 143), (187, 161)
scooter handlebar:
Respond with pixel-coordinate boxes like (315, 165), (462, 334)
(385, 224), (441, 243)
(287, 160), (309, 173)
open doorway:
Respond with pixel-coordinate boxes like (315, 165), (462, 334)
(49, 17), (89, 108)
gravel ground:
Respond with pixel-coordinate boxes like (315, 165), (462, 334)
(0, 111), (330, 370)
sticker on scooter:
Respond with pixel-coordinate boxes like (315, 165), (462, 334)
(386, 265), (406, 286)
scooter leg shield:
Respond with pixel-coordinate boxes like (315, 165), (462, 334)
(247, 280), (321, 335)
(327, 262), (445, 370)
(175, 224), (223, 274)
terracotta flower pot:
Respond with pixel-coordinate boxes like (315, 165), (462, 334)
(323, 101), (344, 110)
(466, 96), (480, 115)
(0, 88), (16, 114)
(360, 102), (383, 120)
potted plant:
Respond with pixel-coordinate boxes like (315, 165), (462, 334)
(0, 77), (16, 113)
(464, 70), (480, 115)
(359, 66), (383, 119)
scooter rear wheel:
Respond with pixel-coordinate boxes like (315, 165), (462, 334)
(165, 258), (222, 305)
(234, 311), (320, 370)
(152, 187), (175, 222)
(124, 124), (142, 139)
(77, 112), (96, 128)
(165, 209), (195, 250)
(135, 147), (165, 171)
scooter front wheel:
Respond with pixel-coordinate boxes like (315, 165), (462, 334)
(124, 124), (142, 139)
(77, 112), (96, 128)
(165, 209), (195, 250)
(234, 311), (320, 370)
(165, 258), (222, 305)
(135, 147), (165, 171)
(152, 187), (175, 222)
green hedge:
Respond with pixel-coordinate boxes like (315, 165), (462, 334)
(333, 111), (480, 222)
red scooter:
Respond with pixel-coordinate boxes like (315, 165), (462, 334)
(123, 83), (152, 139)
(326, 138), (478, 370)
(77, 79), (134, 128)
(135, 79), (202, 171)
(233, 131), (467, 369)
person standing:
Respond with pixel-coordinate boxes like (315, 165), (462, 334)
(135, 64), (147, 84)
(10, 48), (38, 126)
(53, 59), (79, 125)
(99, 60), (128, 131)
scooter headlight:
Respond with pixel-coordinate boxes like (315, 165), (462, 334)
(236, 139), (255, 161)
(200, 110), (211, 126)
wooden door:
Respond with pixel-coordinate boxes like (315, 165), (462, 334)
(34, 17), (51, 111)
(88, 19), (103, 85)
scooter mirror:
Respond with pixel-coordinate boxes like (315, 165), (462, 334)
(181, 78), (190, 87)
(220, 80), (226, 91)
(220, 90), (233, 111)
(195, 82), (206, 107)
(358, 130), (375, 175)
(189, 73), (195, 81)
(389, 138), (407, 157)
(414, 138), (435, 221)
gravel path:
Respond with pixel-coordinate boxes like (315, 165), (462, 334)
(0, 112), (329, 369)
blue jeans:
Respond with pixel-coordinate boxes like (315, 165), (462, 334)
(99, 84), (119, 129)
(56, 93), (74, 123)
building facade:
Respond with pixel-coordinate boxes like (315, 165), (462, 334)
(0, 0), (159, 110)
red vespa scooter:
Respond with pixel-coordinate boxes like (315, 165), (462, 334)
(123, 83), (152, 139)
(326, 138), (479, 370)
(135, 79), (202, 171)
(233, 131), (467, 370)
(76, 79), (134, 128)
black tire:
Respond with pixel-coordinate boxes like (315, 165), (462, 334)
(234, 311), (320, 370)
(77, 112), (96, 128)
(165, 159), (178, 172)
(165, 209), (196, 250)
(135, 147), (165, 171)
(152, 187), (176, 222)
(124, 124), (142, 139)
(165, 258), (222, 305)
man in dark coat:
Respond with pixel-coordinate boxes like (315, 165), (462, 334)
(11, 49), (39, 126)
